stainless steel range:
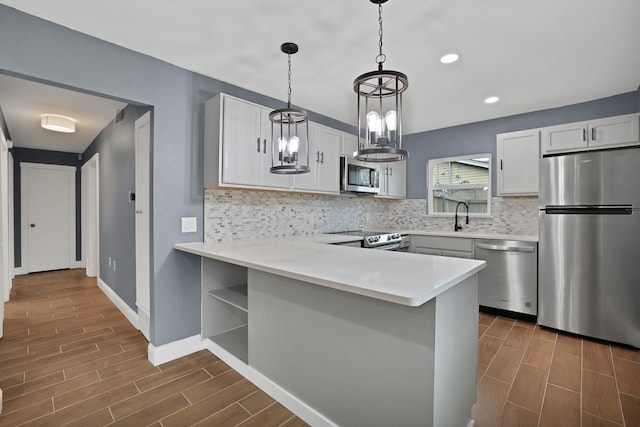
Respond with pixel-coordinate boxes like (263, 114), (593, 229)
(329, 230), (409, 251)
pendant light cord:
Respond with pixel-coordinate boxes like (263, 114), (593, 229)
(287, 53), (292, 109)
(376, 2), (386, 66)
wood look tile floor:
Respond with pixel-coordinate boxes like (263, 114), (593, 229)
(475, 311), (640, 427)
(0, 270), (307, 426)
(2, 270), (640, 426)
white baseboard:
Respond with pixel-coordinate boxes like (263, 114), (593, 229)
(202, 338), (337, 427)
(13, 266), (26, 276)
(97, 278), (139, 330)
(148, 335), (204, 366)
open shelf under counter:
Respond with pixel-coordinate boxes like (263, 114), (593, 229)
(207, 284), (248, 312)
(208, 325), (248, 364)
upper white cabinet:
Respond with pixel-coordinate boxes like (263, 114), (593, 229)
(377, 160), (406, 199)
(293, 122), (340, 194)
(340, 132), (359, 158)
(541, 113), (640, 156)
(204, 93), (290, 189)
(496, 129), (540, 196)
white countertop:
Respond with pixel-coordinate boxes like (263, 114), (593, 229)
(175, 234), (486, 307)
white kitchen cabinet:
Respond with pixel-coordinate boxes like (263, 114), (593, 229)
(377, 160), (406, 199)
(541, 113), (639, 155)
(340, 132), (359, 158)
(411, 235), (474, 259)
(293, 122), (340, 194)
(204, 93), (290, 189)
(496, 129), (540, 196)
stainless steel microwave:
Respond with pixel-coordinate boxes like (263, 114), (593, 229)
(340, 156), (380, 194)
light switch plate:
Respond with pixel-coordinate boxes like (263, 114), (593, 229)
(181, 217), (197, 233)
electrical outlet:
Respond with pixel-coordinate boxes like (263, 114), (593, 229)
(181, 217), (197, 233)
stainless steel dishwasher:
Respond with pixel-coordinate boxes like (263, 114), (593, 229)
(475, 239), (537, 316)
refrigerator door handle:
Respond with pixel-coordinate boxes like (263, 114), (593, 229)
(544, 206), (633, 215)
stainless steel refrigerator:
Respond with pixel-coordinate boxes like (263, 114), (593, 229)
(539, 147), (640, 348)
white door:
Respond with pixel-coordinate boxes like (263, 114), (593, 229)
(81, 154), (99, 277)
(135, 112), (151, 340)
(21, 163), (75, 273)
(0, 131), (9, 338)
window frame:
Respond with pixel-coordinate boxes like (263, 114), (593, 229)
(426, 153), (492, 217)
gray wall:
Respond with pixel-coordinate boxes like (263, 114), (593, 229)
(404, 91), (640, 199)
(0, 5), (200, 346)
(0, 4), (358, 347)
(83, 105), (150, 311)
(11, 148), (82, 265)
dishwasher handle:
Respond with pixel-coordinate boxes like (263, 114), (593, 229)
(476, 243), (535, 252)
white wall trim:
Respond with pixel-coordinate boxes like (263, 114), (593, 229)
(13, 266), (26, 276)
(148, 335), (204, 366)
(202, 338), (337, 427)
(97, 277), (138, 329)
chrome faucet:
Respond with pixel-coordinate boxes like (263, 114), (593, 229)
(454, 201), (469, 232)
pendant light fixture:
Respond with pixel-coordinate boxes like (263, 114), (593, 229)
(353, 0), (409, 162)
(270, 42), (311, 174)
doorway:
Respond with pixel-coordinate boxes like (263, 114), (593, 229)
(81, 154), (99, 277)
(20, 163), (76, 273)
(135, 111), (151, 341)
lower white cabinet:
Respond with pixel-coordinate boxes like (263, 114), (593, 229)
(410, 235), (474, 259)
(541, 113), (640, 155)
(377, 160), (406, 199)
(202, 258), (248, 363)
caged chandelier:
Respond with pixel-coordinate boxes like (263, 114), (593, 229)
(353, 0), (409, 162)
(270, 42), (311, 174)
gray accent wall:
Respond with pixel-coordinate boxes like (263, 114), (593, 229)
(404, 91), (640, 199)
(83, 105), (151, 311)
(0, 4), (358, 347)
(0, 5), (201, 346)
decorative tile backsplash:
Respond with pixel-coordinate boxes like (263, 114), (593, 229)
(204, 189), (538, 242)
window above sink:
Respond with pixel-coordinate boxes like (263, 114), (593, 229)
(427, 153), (492, 217)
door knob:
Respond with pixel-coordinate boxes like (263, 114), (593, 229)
(30, 224), (36, 228)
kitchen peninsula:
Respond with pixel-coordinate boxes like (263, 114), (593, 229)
(175, 235), (485, 427)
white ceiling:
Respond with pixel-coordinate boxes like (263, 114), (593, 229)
(0, 74), (126, 153)
(1, 0), (639, 141)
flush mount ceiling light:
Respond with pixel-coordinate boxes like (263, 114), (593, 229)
(440, 53), (459, 64)
(484, 96), (500, 104)
(40, 114), (76, 133)
(353, 0), (408, 163)
(269, 42), (311, 175)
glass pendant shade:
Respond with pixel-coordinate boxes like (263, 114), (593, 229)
(269, 42), (311, 174)
(353, 0), (409, 163)
(270, 108), (310, 174)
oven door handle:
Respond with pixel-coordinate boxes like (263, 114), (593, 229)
(372, 243), (401, 250)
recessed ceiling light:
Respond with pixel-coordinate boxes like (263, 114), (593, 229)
(41, 114), (76, 133)
(440, 53), (459, 64)
(484, 96), (500, 104)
